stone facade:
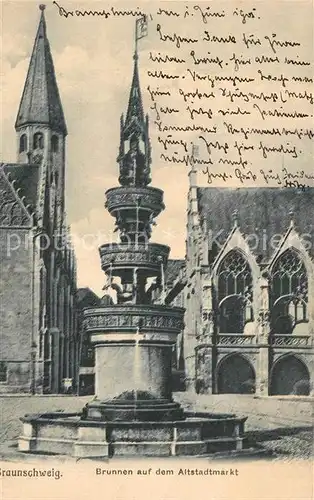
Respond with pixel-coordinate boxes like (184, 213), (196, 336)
(0, 7), (77, 394)
(183, 169), (314, 396)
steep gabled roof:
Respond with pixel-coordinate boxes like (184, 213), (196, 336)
(165, 259), (185, 285)
(197, 187), (314, 260)
(15, 6), (67, 134)
(2, 163), (40, 216)
(0, 165), (33, 227)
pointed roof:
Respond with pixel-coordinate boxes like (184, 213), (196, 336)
(165, 259), (185, 285)
(15, 5), (67, 134)
(2, 162), (41, 215)
(123, 52), (145, 136)
(0, 164), (34, 227)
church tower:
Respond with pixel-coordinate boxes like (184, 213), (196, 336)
(0, 6), (77, 394)
(15, 4), (67, 216)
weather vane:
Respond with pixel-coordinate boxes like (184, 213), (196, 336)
(134, 15), (148, 56)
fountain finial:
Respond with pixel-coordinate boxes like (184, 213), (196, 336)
(289, 208), (295, 228)
(233, 209), (239, 228)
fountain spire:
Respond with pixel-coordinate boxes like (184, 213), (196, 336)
(118, 17), (151, 188)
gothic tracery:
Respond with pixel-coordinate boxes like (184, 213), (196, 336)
(271, 249), (308, 334)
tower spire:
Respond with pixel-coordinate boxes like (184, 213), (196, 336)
(117, 19), (151, 188)
(124, 51), (145, 135)
(289, 208), (295, 228)
(15, 5), (67, 134)
(233, 209), (239, 228)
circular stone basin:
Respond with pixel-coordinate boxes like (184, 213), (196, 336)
(18, 410), (251, 459)
(105, 186), (165, 215)
(85, 394), (185, 422)
(99, 242), (170, 274)
(83, 303), (185, 335)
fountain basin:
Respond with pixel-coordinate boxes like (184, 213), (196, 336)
(18, 411), (248, 458)
(99, 242), (170, 274)
(105, 186), (165, 216)
(84, 304), (185, 335)
(84, 391), (185, 422)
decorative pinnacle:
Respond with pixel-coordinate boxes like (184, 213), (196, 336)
(232, 209), (239, 227)
(39, 4), (46, 10)
(289, 209), (295, 228)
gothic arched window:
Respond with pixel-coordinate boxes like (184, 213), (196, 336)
(19, 134), (27, 153)
(271, 249), (308, 334)
(218, 251), (252, 302)
(33, 132), (44, 150)
(51, 135), (59, 153)
(217, 250), (253, 333)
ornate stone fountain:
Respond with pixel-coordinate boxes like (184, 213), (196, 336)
(82, 47), (185, 426)
(18, 33), (250, 459)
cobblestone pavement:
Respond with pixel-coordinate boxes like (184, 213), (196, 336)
(0, 396), (91, 447)
(0, 394), (312, 461)
(175, 392), (313, 460)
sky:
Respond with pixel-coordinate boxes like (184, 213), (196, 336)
(1, 1), (313, 295)
(1, 1), (191, 295)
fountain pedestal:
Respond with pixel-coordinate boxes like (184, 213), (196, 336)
(82, 304), (185, 422)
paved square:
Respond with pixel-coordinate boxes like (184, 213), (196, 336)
(0, 394), (312, 461)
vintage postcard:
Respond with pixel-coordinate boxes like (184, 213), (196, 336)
(0, 1), (313, 499)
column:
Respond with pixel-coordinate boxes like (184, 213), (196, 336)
(256, 274), (270, 396)
(49, 327), (60, 393)
(197, 273), (214, 394)
(195, 347), (213, 394)
(56, 274), (64, 392)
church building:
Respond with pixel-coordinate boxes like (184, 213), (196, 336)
(182, 166), (314, 396)
(0, 6), (78, 393)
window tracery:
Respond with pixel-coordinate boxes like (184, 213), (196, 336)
(218, 251), (252, 301)
(217, 250), (253, 333)
(271, 249), (308, 334)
